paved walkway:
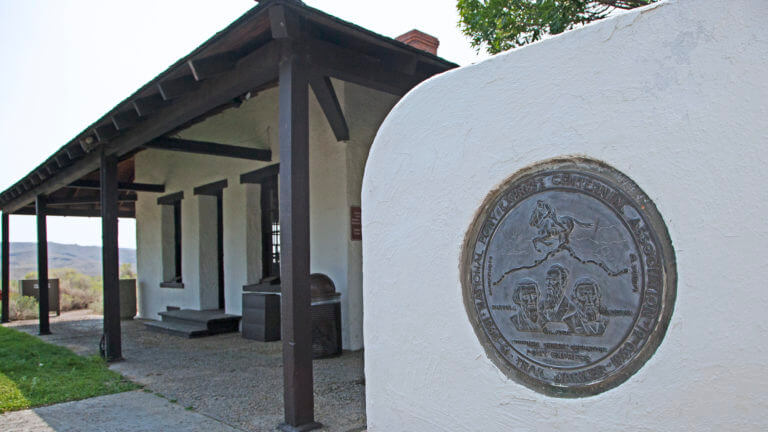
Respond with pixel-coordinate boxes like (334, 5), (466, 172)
(4, 311), (366, 432)
(2, 391), (240, 432)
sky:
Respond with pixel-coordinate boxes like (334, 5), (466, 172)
(0, 0), (491, 249)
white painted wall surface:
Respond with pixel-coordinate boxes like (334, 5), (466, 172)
(363, 0), (768, 430)
(135, 80), (396, 350)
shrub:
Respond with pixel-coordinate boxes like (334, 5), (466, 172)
(88, 301), (103, 315)
(49, 268), (103, 313)
(10, 294), (38, 320)
(60, 285), (99, 312)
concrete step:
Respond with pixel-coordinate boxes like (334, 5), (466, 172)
(144, 319), (210, 338)
(157, 309), (241, 335)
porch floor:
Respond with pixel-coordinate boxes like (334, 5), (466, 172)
(4, 311), (366, 432)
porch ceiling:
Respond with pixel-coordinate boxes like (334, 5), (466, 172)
(0, 0), (457, 216)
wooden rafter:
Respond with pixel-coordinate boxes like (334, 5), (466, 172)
(112, 109), (141, 131)
(68, 180), (165, 193)
(189, 51), (238, 81)
(133, 94), (169, 117)
(145, 137), (272, 161)
(158, 74), (200, 100)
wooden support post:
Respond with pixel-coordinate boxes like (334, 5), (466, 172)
(36, 195), (50, 335)
(1, 212), (9, 323)
(277, 45), (321, 432)
(101, 152), (122, 362)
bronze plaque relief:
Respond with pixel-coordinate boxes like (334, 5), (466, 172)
(462, 158), (676, 397)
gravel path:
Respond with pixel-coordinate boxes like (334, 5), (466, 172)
(6, 311), (366, 432)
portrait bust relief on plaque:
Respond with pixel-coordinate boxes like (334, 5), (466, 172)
(462, 157), (676, 397)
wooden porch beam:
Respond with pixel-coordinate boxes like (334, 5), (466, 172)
(36, 195), (51, 335)
(1, 213), (9, 323)
(277, 46), (321, 432)
(13, 207), (135, 218)
(68, 180), (165, 193)
(145, 137), (272, 161)
(101, 152), (122, 362)
(47, 194), (137, 206)
(309, 75), (349, 142)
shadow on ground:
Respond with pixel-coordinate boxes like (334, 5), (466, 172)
(6, 311), (366, 432)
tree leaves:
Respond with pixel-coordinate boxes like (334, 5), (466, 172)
(457, 0), (657, 53)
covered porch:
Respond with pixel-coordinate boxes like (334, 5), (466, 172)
(0, 0), (455, 429)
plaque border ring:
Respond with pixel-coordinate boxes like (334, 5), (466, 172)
(461, 157), (677, 397)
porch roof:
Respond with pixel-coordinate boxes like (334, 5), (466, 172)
(0, 0), (457, 217)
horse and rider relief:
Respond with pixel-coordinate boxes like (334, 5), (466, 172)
(490, 198), (634, 339)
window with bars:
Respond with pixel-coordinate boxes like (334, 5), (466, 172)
(157, 191), (184, 287)
(261, 178), (280, 278)
(271, 220), (280, 267)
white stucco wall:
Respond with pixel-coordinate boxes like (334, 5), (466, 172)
(363, 0), (768, 430)
(135, 79), (396, 350)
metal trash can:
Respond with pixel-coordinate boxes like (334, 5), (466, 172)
(311, 294), (342, 359)
(241, 273), (342, 358)
(119, 279), (137, 320)
(309, 274), (341, 358)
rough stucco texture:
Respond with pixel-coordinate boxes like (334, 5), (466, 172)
(362, 0), (768, 430)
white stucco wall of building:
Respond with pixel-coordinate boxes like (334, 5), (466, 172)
(363, 0), (768, 430)
(135, 80), (396, 350)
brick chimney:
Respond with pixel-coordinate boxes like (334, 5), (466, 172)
(396, 30), (440, 56)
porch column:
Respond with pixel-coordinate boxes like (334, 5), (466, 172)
(1, 212), (9, 323)
(101, 152), (122, 361)
(36, 195), (50, 335)
(278, 46), (320, 431)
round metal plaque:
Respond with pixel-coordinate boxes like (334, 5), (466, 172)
(462, 158), (676, 397)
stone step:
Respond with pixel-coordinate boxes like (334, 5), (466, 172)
(159, 309), (240, 324)
(144, 319), (210, 338)
(157, 309), (241, 336)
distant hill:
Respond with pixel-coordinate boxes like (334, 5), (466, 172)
(8, 242), (136, 280)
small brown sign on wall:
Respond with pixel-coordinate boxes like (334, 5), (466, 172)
(350, 206), (362, 241)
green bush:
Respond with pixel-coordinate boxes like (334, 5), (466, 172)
(9, 294), (38, 320)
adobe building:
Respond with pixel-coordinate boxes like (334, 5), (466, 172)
(0, 1), (454, 430)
